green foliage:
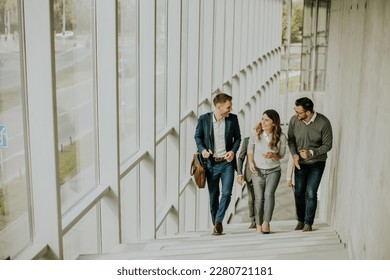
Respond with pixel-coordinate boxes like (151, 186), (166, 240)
(58, 141), (78, 185)
(282, 1), (304, 44)
(0, 177), (27, 231)
(53, 0), (93, 34)
(291, 5), (303, 43)
(0, 188), (5, 215)
(0, 141), (79, 230)
(53, 0), (74, 33)
(282, 4), (288, 44)
(0, 0), (19, 34)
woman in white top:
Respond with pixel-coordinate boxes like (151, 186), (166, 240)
(247, 109), (287, 234)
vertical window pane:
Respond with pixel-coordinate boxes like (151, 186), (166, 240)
(300, 0), (329, 92)
(156, 0), (167, 132)
(0, 0), (30, 258)
(53, 0), (97, 213)
(180, 0), (189, 113)
(281, 0), (304, 92)
(314, 0), (329, 91)
(118, 0), (138, 163)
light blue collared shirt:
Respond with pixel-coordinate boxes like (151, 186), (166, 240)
(213, 114), (227, 158)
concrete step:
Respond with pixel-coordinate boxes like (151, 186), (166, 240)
(77, 220), (349, 260)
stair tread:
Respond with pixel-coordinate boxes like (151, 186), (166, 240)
(77, 221), (349, 260)
(78, 243), (347, 260)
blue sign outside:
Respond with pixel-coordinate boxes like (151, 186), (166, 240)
(0, 125), (8, 149)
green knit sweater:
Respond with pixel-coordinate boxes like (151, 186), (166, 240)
(287, 112), (333, 164)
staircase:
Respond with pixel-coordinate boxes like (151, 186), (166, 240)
(77, 220), (348, 260)
(78, 154), (349, 260)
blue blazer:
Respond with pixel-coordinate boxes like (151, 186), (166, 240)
(194, 112), (241, 170)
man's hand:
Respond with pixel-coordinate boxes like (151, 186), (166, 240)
(224, 151), (235, 162)
(293, 154), (301, 170)
(299, 149), (310, 159)
(202, 149), (213, 158)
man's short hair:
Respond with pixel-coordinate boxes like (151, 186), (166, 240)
(295, 97), (314, 113)
(213, 93), (232, 106)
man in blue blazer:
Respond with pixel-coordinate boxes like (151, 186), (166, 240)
(194, 93), (241, 235)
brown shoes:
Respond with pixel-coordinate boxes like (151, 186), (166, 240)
(295, 222), (312, 231)
(261, 221), (270, 234)
(213, 221), (223, 235)
(295, 221), (304, 230)
(302, 224), (312, 232)
(248, 222), (256, 229)
(256, 224), (262, 234)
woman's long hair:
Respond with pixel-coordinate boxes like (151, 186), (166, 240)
(255, 109), (282, 150)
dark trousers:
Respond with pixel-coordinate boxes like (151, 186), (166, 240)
(246, 180), (255, 223)
(206, 161), (234, 224)
(294, 161), (326, 226)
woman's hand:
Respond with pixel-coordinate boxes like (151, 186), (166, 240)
(236, 175), (244, 186)
(263, 152), (281, 159)
(249, 162), (256, 173)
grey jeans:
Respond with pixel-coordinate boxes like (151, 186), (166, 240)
(251, 165), (281, 225)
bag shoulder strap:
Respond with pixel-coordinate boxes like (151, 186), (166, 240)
(206, 112), (211, 150)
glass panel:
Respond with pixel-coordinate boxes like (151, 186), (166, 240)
(300, 0), (330, 92)
(314, 0), (329, 91)
(53, 0), (97, 213)
(118, 0), (138, 164)
(281, 0), (304, 93)
(156, 0), (167, 132)
(279, 70), (288, 94)
(180, 0), (189, 113)
(0, 0), (30, 258)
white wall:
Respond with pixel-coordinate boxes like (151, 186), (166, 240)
(322, 0), (390, 259)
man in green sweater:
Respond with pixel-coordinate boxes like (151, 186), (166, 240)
(288, 97), (333, 232)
